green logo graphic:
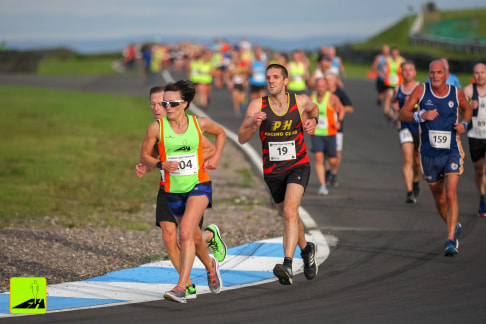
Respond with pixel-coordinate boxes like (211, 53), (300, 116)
(10, 277), (47, 314)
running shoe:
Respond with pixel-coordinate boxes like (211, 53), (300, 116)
(406, 192), (416, 204)
(273, 263), (293, 285)
(412, 181), (420, 198)
(444, 239), (459, 257)
(206, 224), (227, 262)
(317, 184), (329, 196)
(164, 286), (187, 304)
(301, 242), (318, 280)
(330, 174), (338, 187)
(207, 256), (222, 293)
(478, 201), (486, 217)
(326, 174), (334, 186)
(325, 170), (331, 184)
(186, 284), (197, 300)
(454, 222), (462, 241)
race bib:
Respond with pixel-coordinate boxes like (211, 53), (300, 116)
(317, 118), (329, 129)
(269, 141), (296, 161)
(472, 117), (486, 130)
(254, 73), (265, 82)
(292, 75), (303, 83)
(399, 128), (414, 144)
(167, 153), (198, 176)
(389, 75), (399, 85)
(429, 130), (451, 149)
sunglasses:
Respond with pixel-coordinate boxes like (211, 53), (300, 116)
(161, 100), (185, 108)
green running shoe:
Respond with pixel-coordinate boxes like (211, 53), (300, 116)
(206, 224), (227, 262)
(186, 284), (197, 300)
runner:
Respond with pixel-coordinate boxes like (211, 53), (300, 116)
(383, 47), (405, 124)
(310, 77), (345, 195)
(371, 44), (390, 106)
(135, 86), (227, 300)
(463, 62), (486, 217)
(399, 60), (472, 256)
(238, 63), (319, 285)
(227, 47), (249, 117)
(139, 80), (226, 303)
(392, 61), (421, 203)
(249, 45), (268, 101)
(328, 46), (347, 79)
(196, 50), (214, 109)
(286, 50), (309, 95)
(324, 70), (354, 187)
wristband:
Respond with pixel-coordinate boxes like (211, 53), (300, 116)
(156, 161), (163, 169)
(461, 121), (468, 128)
(413, 110), (425, 123)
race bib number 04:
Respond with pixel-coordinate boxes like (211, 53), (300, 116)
(269, 141), (296, 161)
(429, 130), (451, 149)
(167, 153), (198, 176)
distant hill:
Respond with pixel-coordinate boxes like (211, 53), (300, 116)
(5, 34), (365, 55)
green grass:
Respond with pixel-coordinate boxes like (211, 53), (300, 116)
(0, 86), (159, 229)
(356, 8), (486, 60)
(38, 57), (120, 75)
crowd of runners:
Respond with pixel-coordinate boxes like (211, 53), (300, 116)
(131, 39), (486, 303)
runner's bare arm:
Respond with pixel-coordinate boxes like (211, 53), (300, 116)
(463, 84), (478, 109)
(399, 84), (426, 122)
(201, 135), (216, 161)
(331, 94), (345, 130)
(198, 117), (226, 170)
(139, 121), (179, 173)
(238, 98), (265, 144)
(453, 88), (472, 134)
(297, 94), (318, 135)
(140, 121), (160, 168)
(135, 148), (157, 178)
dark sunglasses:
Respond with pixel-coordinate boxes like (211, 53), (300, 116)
(161, 100), (185, 108)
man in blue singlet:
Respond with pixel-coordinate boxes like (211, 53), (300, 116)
(392, 61), (421, 203)
(399, 60), (472, 257)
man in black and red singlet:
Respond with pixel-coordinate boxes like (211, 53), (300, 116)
(238, 63), (319, 285)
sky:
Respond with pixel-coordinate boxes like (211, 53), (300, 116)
(1, 0), (484, 52)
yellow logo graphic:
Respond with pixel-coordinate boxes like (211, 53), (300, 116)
(10, 277), (47, 314)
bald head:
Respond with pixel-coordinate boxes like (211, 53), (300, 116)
(473, 62), (486, 86)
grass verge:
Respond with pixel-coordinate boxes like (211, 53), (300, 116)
(0, 86), (159, 229)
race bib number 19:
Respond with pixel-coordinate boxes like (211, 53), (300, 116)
(167, 153), (198, 176)
(269, 141), (296, 161)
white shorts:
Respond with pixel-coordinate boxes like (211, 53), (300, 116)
(336, 132), (343, 151)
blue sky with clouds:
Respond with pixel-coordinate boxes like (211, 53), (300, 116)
(1, 0), (484, 50)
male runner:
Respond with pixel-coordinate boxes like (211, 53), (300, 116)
(464, 62), (486, 216)
(238, 64), (319, 285)
(399, 60), (472, 256)
(392, 61), (421, 203)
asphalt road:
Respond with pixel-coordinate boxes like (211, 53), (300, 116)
(1, 70), (485, 324)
